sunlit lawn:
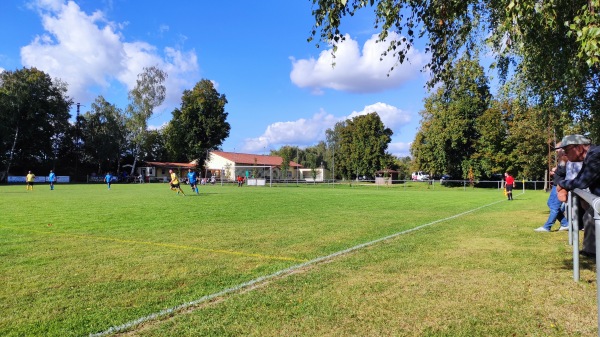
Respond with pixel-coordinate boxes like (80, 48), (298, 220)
(0, 182), (596, 336)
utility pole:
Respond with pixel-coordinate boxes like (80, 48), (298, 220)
(75, 103), (81, 182)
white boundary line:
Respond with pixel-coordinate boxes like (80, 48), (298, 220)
(90, 197), (509, 336)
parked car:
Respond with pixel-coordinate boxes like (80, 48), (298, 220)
(440, 174), (452, 184)
(411, 171), (430, 181)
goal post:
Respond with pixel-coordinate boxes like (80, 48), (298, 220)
(227, 165), (273, 187)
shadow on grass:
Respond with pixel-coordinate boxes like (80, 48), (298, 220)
(562, 257), (596, 273)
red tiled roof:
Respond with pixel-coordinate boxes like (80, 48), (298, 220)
(212, 151), (302, 168)
(144, 161), (196, 168)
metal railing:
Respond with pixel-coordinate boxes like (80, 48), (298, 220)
(567, 189), (600, 336)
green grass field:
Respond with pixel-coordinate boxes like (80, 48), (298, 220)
(0, 182), (597, 336)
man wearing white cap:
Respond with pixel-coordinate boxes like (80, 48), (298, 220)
(555, 134), (600, 258)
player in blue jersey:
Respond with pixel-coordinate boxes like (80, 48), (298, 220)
(105, 172), (113, 190)
(187, 168), (199, 194)
(48, 170), (56, 190)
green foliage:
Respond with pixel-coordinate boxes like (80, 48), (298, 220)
(164, 79), (230, 165)
(126, 66), (167, 174)
(411, 57), (490, 179)
(471, 100), (509, 178)
(309, 0), (600, 145)
(327, 112), (392, 179)
(567, 0), (600, 67)
(279, 146), (293, 179)
(393, 156), (411, 179)
(80, 96), (127, 174)
(504, 105), (549, 180)
(0, 67), (72, 180)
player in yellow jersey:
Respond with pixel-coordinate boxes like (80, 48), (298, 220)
(26, 171), (35, 191)
(168, 169), (185, 196)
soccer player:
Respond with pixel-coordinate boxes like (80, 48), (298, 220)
(105, 172), (113, 190)
(187, 168), (199, 194)
(48, 170), (56, 190)
(26, 171), (35, 191)
(168, 169), (186, 196)
(504, 172), (514, 200)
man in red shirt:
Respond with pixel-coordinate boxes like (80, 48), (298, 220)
(505, 172), (515, 200)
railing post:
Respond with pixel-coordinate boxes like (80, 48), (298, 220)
(572, 193), (580, 282)
(568, 192), (573, 246)
(594, 202), (600, 337)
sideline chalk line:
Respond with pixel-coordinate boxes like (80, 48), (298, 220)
(90, 196), (510, 337)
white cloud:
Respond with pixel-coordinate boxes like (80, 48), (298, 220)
(387, 141), (412, 158)
(290, 32), (428, 94)
(347, 102), (411, 131)
(242, 102), (412, 153)
(242, 110), (337, 152)
(20, 0), (198, 108)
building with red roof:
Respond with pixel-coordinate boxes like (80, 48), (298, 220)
(206, 151), (302, 181)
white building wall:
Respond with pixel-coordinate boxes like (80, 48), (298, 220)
(298, 168), (328, 181)
(205, 153), (235, 180)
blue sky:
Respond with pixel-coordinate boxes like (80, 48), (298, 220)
(0, 0), (434, 157)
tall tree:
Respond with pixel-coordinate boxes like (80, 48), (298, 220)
(504, 104), (549, 180)
(164, 79), (230, 166)
(308, 0), (600, 142)
(394, 156), (412, 180)
(411, 57), (490, 178)
(80, 96), (127, 174)
(143, 129), (169, 162)
(127, 66), (167, 175)
(326, 121), (344, 179)
(279, 146), (293, 180)
(329, 112), (393, 179)
(471, 100), (509, 179)
(0, 67), (72, 181)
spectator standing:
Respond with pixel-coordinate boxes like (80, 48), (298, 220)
(26, 171), (35, 191)
(556, 134), (600, 258)
(535, 156), (569, 232)
(48, 170), (56, 190)
(105, 172), (113, 190)
(504, 172), (515, 200)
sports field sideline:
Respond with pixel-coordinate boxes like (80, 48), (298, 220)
(0, 183), (597, 336)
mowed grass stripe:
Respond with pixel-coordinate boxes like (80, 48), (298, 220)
(0, 183), (515, 336)
(0, 226), (306, 262)
(92, 195), (509, 337)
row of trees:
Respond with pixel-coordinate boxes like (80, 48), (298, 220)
(271, 112), (408, 181)
(410, 57), (567, 180)
(308, 0), (600, 180)
(0, 67), (230, 182)
(2, 63), (560, 183)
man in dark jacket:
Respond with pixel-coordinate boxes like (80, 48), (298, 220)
(556, 134), (600, 257)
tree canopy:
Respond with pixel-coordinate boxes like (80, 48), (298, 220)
(411, 57), (490, 178)
(164, 79), (230, 166)
(0, 67), (72, 181)
(79, 96), (127, 174)
(308, 0), (600, 140)
(126, 66), (167, 175)
(326, 112), (393, 179)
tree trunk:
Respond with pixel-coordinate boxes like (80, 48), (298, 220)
(130, 148), (139, 176)
(4, 126), (19, 182)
